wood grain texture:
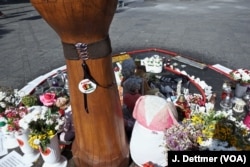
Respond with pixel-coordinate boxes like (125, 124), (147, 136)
(30, 0), (129, 166)
(31, 0), (117, 43)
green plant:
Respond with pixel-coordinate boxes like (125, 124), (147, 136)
(21, 95), (37, 107)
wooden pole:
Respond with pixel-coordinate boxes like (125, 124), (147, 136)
(30, 0), (129, 166)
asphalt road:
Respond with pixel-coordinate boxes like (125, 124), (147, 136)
(1, 0), (250, 90)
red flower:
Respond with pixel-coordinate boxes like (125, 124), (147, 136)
(58, 109), (65, 116)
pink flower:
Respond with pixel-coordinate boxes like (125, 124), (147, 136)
(18, 106), (28, 117)
(7, 125), (15, 131)
(39, 93), (56, 106)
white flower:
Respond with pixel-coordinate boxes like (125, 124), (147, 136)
(57, 118), (65, 126)
(231, 68), (250, 83)
(0, 102), (6, 108)
(10, 97), (15, 104)
(33, 139), (41, 145)
(214, 110), (229, 118)
(200, 139), (237, 151)
(46, 119), (54, 125)
(41, 106), (48, 113)
(0, 92), (6, 101)
(233, 72), (242, 80)
(19, 112), (34, 129)
(55, 124), (60, 131)
(242, 72), (250, 82)
(13, 89), (18, 95)
(40, 114), (46, 120)
(4, 96), (11, 103)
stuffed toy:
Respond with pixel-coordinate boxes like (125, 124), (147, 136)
(122, 77), (142, 141)
(121, 58), (161, 96)
(121, 58), (136, 83)
(55, 96), (75, 144)
(123, 77), (142, 112)
(130, 95), (179, 167)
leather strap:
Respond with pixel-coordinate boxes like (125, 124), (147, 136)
(62, 35), (112, 60)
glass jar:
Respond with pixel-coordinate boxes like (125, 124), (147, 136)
(221, 81), (232, 100)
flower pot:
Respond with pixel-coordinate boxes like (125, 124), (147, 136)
(15, 129), (40, 163)
(0, 118), (19, 149)
(235, 83), (249, 98)
(40, 135), (67, 167)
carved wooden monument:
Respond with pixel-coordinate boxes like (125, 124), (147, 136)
(30, 0), (129, 166)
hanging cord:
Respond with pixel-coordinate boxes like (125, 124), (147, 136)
(75, 42), (114, 113)
(75, 43), (90, 113)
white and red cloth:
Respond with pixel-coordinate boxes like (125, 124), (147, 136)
(130, 95), (179, 167)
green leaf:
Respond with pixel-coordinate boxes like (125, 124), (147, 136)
(0, 121), (6, 127)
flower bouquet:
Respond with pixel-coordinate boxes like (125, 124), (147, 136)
(230, 68), (250, 97)
(164, 121), (201, 151)
(0, 86), (27, 149)
(18, 92), (70, 166)
(176, 110), (250, 151)
(19, 92), (66, 152)
(0, 86), (21, 113)
(0, 106), (28, 133)
(0, 106), (29, 149)
(230, 68), (250, 85)
(164, 109), (250, 152)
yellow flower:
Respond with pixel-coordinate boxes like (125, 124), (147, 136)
(197, 136), (203, 144)
(47, 130), (55, 137)
(202, 129), (214, 138)
(191, 115), (204, 124)
(208, 123), (216, 130)
(38, 134), (46, 140)
(178, 110), (250, 150)
(28, 135), (40, 150)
